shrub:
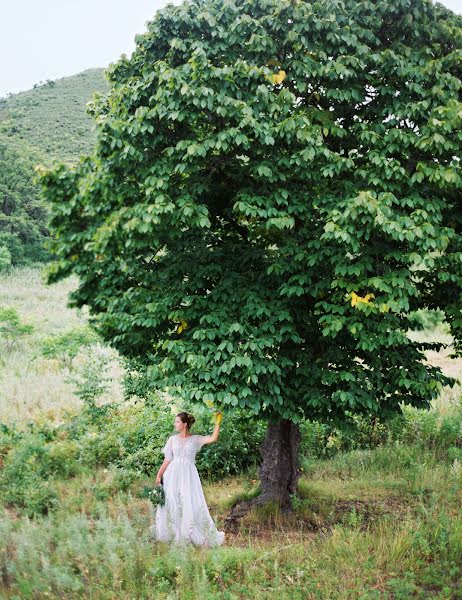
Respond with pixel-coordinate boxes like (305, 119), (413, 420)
(46, 439), (81, 478)
(194, 410), (266, 481)
(38, 325), (100, 371)
(299, 413), (390, 459)
(75, 396), (266, 480)
(64, 344), (114, 420)
(0, 245), (11, 271)
(0, 306), (34, 356)
(393, 404), (462, 459)
(408, 308), (447, 332)
(0, 433), (60, 515)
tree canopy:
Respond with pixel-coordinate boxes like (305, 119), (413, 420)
(36, 0), (462, 428)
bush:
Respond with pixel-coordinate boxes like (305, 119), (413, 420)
(20, 480), (60, 517)
(408, 308), (447, 332)
(64, 344), (114, 420)
(393, 404), (462, 460)
(299, 413), (391, 460)
(3, 390), (265, 516)
(0, 433), (61, 515)
(194, 409), (266, 481)
(46, 439), (81, 478)
(38, 325), (100, 372)
(74, 396), (173, 474)
(298, 393), (462, 463)
(0, 306), (34, 356)
(76, 396), (266, 480)
(0, 245), (11, 271)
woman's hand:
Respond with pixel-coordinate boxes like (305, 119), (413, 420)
(155, 474), (162, 486)
(214, 411), (223, 425)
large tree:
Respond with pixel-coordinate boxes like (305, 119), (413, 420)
(35, 0), (461, 527)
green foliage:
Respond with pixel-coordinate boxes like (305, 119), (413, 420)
(64, 344), (115, 424)
(35, 0), (462, 429)
(74, 397), (264, 479)
(119, 355), (162, 404)
(195, 409), (266, 480)
(38, 324), (100, 371)
(301, 441), (434, 482)
(0, 306), (34, 356)
(0, 391), (265, 515)
(300, 396), (462, 465)
(1, 384), (462, 517)
(408, 308), (447, 332)
(300, 413), (391, 458)
(393, 402), (462, 460)
(0, 245), (11, 271)
(1, 457), (462, 598)
(0, 433), (63, 516)
(0, 139), (51, 266)
(0, 69), (108, 267)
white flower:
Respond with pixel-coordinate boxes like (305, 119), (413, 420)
(450, 458), (461, 478)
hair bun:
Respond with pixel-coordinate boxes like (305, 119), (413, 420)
(176, 411), (195, 428)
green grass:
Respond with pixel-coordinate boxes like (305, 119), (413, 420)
(1, 443), (461, 599)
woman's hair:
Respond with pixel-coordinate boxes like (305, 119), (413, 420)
(176, 412), (195, 429)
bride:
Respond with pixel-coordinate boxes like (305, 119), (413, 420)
(150, 411), (225, 547)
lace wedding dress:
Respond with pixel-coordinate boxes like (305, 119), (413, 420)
(150, 434), (225, 547)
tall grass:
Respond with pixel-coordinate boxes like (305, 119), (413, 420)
(1, 445), (461, 598)
(0, 265), (123, 426)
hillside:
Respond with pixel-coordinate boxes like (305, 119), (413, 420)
(0, 68), (108, 165)
(0, 68), (109, 267)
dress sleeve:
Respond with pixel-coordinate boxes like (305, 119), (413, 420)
(161, 436), (173, 461)
(194, 435), (208, 450)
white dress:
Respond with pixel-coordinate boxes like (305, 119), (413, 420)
(150, 434), (225, 547)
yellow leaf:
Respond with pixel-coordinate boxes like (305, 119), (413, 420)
(350, 291), (375, 308)
(177, 319), (188, 334)
(271, 70), (286, 84)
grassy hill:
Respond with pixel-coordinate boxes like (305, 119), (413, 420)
(0, 68), (109, 267)
(0, 68), (108, 166)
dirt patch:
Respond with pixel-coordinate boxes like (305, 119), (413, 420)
(223, 525), (320, 548)
(227, 493), (417, 543)
(326, 496), (415, 530)
(0, 506), (20, 522)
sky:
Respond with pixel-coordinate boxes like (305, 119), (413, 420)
(1, 0), (461, 98)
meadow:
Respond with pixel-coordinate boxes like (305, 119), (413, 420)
(1, 265), (462, 599)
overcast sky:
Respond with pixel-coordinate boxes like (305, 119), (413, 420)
(1, 0), (461, 98)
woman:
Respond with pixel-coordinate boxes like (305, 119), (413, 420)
(150, 411), (225, 547)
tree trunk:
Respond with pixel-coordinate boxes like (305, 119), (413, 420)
(223, 418), (302, 532)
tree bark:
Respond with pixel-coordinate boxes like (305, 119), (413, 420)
(223, 418), (302, 532)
